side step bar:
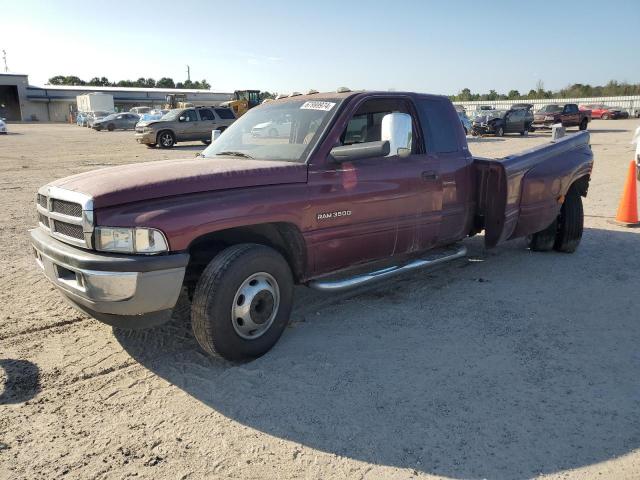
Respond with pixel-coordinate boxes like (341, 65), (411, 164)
(308, 245), (467, 292)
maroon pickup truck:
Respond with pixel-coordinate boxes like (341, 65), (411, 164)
(531, 103), (591, 131)
(31, 90), (593, 360)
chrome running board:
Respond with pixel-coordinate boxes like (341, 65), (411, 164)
(308, 245), (467, 292)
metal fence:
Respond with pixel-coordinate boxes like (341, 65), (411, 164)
(453, 96), (640, 115)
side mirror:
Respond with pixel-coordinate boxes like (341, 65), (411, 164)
(381, 112), (412, 158)
(211, 129), (221, 142)
(179, 116), (186, 122)
(330, 141), (390, 163)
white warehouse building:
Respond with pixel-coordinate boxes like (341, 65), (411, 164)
(0, 73), (235, 122)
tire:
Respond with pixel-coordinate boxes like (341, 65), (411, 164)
(528, 218), (557, 251)
(496, 126), (504, 137)
(157, 130), (175, 148)
(202, 139), (211, 145)
(601, 113), (610, 120)
(268, 127), (278, 137)
(107, 124), (115, 131)
(191, 243), (294, 361)
(520, 128), (528, 136)
(554, 191), (583, 253)
(579, 118), (588, 131)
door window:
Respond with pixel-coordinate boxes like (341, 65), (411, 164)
(199, 109), (215, 121)
(341, 98), (419, 153)
(181, 110), (198, 122)
(215, 108), (236, 119)
(415, 99), (460, 153)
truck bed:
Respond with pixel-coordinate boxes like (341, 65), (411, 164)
(474, 131), (593, 247)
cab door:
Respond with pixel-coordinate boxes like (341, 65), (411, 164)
(197, 108), (218, 139)
(177, 109), (199, 140)
(306, 96), (443, 275)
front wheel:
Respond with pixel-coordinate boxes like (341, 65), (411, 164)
(191, 244), (294, 361)
(157, 130), (175, 148)
(601, 113), (610, 120)
(496, 126), (504, 137)
(107, 124), (115, 131)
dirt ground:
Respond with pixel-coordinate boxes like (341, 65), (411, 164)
(1, 120), (639, 480)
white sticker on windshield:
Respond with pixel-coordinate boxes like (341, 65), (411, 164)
(300, 101), (336, 111)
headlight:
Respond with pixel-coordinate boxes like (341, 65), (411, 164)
(144, 127), (154, 132)
(94, 227), (168, 254)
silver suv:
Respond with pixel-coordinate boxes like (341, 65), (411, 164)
(134, 106), (236, 148)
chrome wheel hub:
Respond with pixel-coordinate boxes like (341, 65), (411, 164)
(231, 272), (280, 340)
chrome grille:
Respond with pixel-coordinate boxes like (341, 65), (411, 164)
(52, 220), (84, 239)
(36, 186), (94, 248)
(38, 212), (50, 228)
(51, 199), (82, 217)
(37, 194), (48, 208)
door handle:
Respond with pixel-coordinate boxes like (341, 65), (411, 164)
(421, 171), (439, 181)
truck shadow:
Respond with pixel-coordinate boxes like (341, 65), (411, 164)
(115, 227), (640, 479)
(0, 359), (40, 405)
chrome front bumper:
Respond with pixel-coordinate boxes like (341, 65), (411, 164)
(30, 227), (189, 328)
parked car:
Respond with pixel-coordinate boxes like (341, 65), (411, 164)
(31, 90), (593, 361)
(471, 107), (533, 136)
(138, 112), (163, 124)
(635, 108), (640, 118)
(251, 114), (292, 137)
(532, 104), (590, 131)
(580, 104), (629, 120)
(0, 117), (7, 134)
(130, 106), (152, 116)
(93, 113), (140, 131)
(135, 106), (236, 148)
(86, 110), (111, 128)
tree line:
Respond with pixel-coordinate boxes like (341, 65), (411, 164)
(47, 75), (211, 90)
(451, 80), (640, 102)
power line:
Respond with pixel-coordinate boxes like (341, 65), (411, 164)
(2, 50), (8, 72)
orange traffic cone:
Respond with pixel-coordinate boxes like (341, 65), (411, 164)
(614, 160), (639, 227)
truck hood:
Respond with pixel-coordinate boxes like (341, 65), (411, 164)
(50, 158), (308, 208)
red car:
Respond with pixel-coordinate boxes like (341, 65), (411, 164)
(580, 104), (629, 120)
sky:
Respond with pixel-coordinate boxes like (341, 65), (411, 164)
(1, 0), (639, 95)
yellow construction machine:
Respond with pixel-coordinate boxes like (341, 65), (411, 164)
(220, 90), (261, 117)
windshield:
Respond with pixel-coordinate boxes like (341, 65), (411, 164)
(537, 105), (563, 113)
(474, 110), (505, 120)
(202, 98), (342, 163)
(160, 109), (182, 121)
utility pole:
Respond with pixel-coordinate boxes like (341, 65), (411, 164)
(186, 65), (190, 82)
(2, 50), (8, 73)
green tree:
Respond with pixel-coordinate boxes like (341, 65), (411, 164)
(156, 77), (175, 88)
(507, 89), (520, 99)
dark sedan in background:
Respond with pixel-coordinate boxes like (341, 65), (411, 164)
(92, 113), (140, 131)
(471, 105), (533, 136)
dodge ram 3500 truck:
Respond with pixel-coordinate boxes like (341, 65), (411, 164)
(31, 90), (593, 360)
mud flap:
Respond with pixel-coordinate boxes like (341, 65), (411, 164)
(476, 161), (508, 248)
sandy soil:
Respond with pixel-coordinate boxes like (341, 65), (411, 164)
(1, 121), (639, 480)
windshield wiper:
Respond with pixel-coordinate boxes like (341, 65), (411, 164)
(215, 151), (254, 159)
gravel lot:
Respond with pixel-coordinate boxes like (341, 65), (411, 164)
(1, 121), (639, 480)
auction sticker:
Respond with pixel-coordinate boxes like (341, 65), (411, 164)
(300, 101), (336, 111)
